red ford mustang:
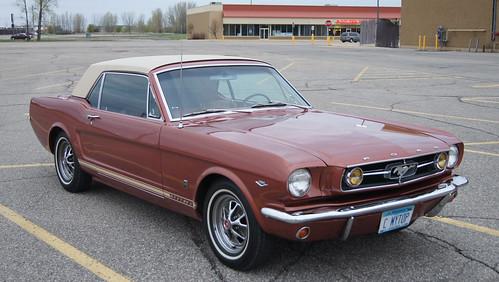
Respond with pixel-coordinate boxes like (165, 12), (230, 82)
(30, 55), (468, 270)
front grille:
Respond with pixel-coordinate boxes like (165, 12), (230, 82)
(341, 152), (447, 191)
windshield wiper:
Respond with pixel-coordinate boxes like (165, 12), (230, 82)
(183, 109), (227, 117)
(250, 102), (311, 110)
(250, 101), (287, 108)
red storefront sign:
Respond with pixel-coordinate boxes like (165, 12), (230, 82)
(336, 19), (361, 25)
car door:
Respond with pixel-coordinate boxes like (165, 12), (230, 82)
(79, 72), (164, 197)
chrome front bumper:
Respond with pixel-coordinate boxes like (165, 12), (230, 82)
(261, 176), (468, 225)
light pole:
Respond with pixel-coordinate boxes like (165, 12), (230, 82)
(375, 0), (379, 46)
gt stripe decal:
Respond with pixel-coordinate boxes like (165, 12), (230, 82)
(79, 160), (196, 209)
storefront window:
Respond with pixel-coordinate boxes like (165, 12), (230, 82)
(223, 24), (359, 37)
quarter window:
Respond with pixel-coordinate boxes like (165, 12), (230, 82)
(87, 75), (103, 108)
(99, 73), (148, 118)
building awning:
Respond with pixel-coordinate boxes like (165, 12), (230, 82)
(222, 5), (401, 20)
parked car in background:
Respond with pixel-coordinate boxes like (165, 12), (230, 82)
(340, 32), (360, 42)
(10, 33), (32, 40)
(29, 55), (467, 271)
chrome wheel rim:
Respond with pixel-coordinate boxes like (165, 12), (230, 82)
(210, 192), (249, 256)
(56, 137), (75, 185)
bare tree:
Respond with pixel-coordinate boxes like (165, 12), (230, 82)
(34, 0), (58, 41)
(122, 12), (135, 33)
(16, 0), (30, 36)
(73, 13), (85, 33)
(210, 18), (220, 39)
(166, 1), (196, 34)
(101, 12), (117, 33)
(149, 8), (163, 33)
(136, 14), (147, 32)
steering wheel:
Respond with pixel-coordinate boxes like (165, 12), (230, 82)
(242, 93), (272, 104)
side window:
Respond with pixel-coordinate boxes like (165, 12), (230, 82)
(148, 86), (162, 119)
(100, 73), (148, 118)
(87, 75), (103, 108)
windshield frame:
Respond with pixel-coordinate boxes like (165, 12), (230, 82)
(152, 61), (311, 122)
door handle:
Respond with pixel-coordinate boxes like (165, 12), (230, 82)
(87, 115), (100, 120)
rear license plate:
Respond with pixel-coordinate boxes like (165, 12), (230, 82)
(378, 205), (414, 234)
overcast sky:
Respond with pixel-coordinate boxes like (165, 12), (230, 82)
(2, 0), (401, 28)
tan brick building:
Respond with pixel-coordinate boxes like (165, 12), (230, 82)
(187, 3), (400, 40)
(401, 0), (498, 51)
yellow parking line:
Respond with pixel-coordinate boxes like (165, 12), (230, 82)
(462, 97), (499, 104)
(0, 203), (131, 281)
(279, 62), (295, 72)
(0, 67), (84, 82)
(0, 66), (27, 72)
(464, 149), (499, 157)
(0, 163), (52, 169)
(330, 102), (499, 124)
(0, 55), (40, 62)
(36, 81), (77, 90)
(258, 63), (295, 85)
(353, 66), (369, 82)
(426, 216), (499, 237)
(472, 84), (499, 88)
(465, 141), (499, 145)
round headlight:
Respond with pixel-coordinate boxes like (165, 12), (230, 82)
(287, 169), (311, 198)
(447, 145), (459, 168)
(345, 167), (363, 187)
(435, 152), (448, 170)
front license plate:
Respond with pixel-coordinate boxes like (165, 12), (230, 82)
(378, 205), (414, 234)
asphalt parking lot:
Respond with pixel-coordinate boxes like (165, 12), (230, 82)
(0, 38), (498, 281)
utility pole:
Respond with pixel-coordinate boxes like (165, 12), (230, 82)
(11, 13), (15, 36)
(375, 0), (379, 47)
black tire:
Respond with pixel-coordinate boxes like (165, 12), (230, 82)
(54, 132), (91, 193)
(204, 179), (273, 271)
(349, 38), (354, 43)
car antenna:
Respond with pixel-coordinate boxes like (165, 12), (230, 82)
(178, 40), (184, 129)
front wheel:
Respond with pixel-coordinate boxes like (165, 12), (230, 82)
(54, 132), (91, 192)
(204, 179), (273, 270)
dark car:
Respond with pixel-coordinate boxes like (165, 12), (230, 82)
(340, 32), (360, 42)
(11, 33), (32, 40)
(29, 55), (467, 270)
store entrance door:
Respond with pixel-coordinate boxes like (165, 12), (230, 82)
(260, 28), (269, 40)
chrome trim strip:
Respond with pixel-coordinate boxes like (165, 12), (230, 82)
(344, 149), (451, 168)
(261, 176), (468, 224)
(79, 160), (196, 209)
(340, 170), (447, 192)
(341, 217), (354, 241)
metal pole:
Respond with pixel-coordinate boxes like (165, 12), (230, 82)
(375, 0), (379, 46)
(492, 0), (497, 41)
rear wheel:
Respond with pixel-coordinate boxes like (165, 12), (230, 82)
(54, 132), (91, 192)
(204, 179), (273, 270)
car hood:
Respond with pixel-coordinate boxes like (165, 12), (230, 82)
(197, 109), (457, 168)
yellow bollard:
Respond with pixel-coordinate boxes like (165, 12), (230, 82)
(311, 34), (314, 45)
(435, 35), (438, 50)
(222, 35), (224, 41)
(292, 35), (295, 45)
(423, 36), (426, 50)
(418, 35), (421, 50)
(327, 36), (330, 46)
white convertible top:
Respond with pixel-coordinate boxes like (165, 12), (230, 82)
(71, 55), (263, 98)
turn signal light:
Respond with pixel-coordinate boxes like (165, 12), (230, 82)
(296, 227), (310, 240)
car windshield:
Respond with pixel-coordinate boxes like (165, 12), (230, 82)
(156, 65), (310, 119)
